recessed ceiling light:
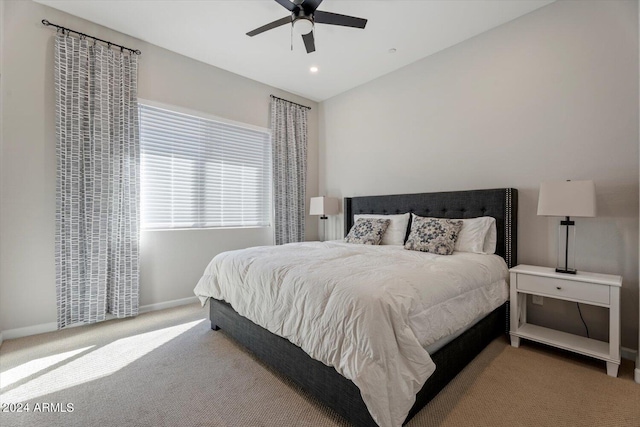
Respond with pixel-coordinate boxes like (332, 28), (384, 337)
(310, 66), (318, 73)
(388, 48), (397, 54)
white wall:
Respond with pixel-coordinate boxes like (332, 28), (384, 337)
(319, 0), (639, 349)
(0, 0), (5, 347)
(636, 0), (640, 384)
(0, 0), (319, 334)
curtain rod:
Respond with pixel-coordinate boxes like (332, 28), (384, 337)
(42, 19), (142, 55)
(270, 95), (311, 110)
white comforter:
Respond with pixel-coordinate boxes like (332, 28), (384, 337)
(194, 241), (508, 427)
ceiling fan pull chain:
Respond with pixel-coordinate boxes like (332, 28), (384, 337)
(290, 24), (293, 51)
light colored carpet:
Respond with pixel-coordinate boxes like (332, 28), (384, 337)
(1, 303), (638, 427)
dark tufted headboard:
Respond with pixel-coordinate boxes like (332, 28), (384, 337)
(344, 188), (518, 268)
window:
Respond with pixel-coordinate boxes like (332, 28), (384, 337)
(139, 103), (271, 229)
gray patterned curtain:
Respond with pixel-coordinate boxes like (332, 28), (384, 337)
(55, 34), (140, 328)
(270, 97), (308, 245)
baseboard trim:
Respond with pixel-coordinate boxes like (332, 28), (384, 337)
(621, 347), (639, 384)
(2, 296), (199, 341)
(3, 322), (57, 340)
(138, 296), (199, 314)
(3, 298), (636, 371)
(621, 346), (637, 362)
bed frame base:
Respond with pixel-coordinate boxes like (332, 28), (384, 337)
(210, 298), (506, 426)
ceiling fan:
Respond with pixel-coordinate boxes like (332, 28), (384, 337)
(246, 0), (368, 54)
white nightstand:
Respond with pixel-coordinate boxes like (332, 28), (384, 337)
(509, 265), (622, 377)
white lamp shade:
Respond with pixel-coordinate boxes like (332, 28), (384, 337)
(310, 196), (339, 216)
(537, 180), (596, 217)
(293, 18), (313, 35)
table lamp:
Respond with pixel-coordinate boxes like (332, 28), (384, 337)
(310, 196), (338, 241)
(537, 180), (596, 274)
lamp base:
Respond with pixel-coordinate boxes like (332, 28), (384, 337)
(555, 267), (577, 275)
(556, 216), (577, 275)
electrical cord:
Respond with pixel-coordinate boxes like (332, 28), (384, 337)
(576, 302), (590, 338)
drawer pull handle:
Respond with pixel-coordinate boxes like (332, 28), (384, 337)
(556, 286), (562, 290)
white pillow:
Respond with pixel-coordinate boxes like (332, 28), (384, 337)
(353, 213), (410, 245)
(455, 217), (496, 254)
(483, 221), (497, 254)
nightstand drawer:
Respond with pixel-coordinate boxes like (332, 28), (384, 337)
(516, 274), (609, 305)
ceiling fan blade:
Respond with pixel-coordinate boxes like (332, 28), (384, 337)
(302, 32), (315, 54)
(274, 0), (297, 12)
(247, 16), (291, 37)
(301, 0), (323, 14)
(314, 10), (367, 29)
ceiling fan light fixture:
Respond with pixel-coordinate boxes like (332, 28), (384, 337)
(293, 17), (313, 35)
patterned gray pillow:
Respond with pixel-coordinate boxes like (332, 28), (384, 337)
(404, 215), (463, 255)
(345, 218), (391, 245)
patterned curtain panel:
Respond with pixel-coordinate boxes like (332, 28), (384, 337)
(270, 98), (308, 245)
(55, 34), (140, 329)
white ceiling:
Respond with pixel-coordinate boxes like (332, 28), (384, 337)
(36, 0), (554, 102)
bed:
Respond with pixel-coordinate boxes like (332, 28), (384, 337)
(196, 188), (518, 426)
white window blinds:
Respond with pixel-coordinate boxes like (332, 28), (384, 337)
(139, 103), (271, 229)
